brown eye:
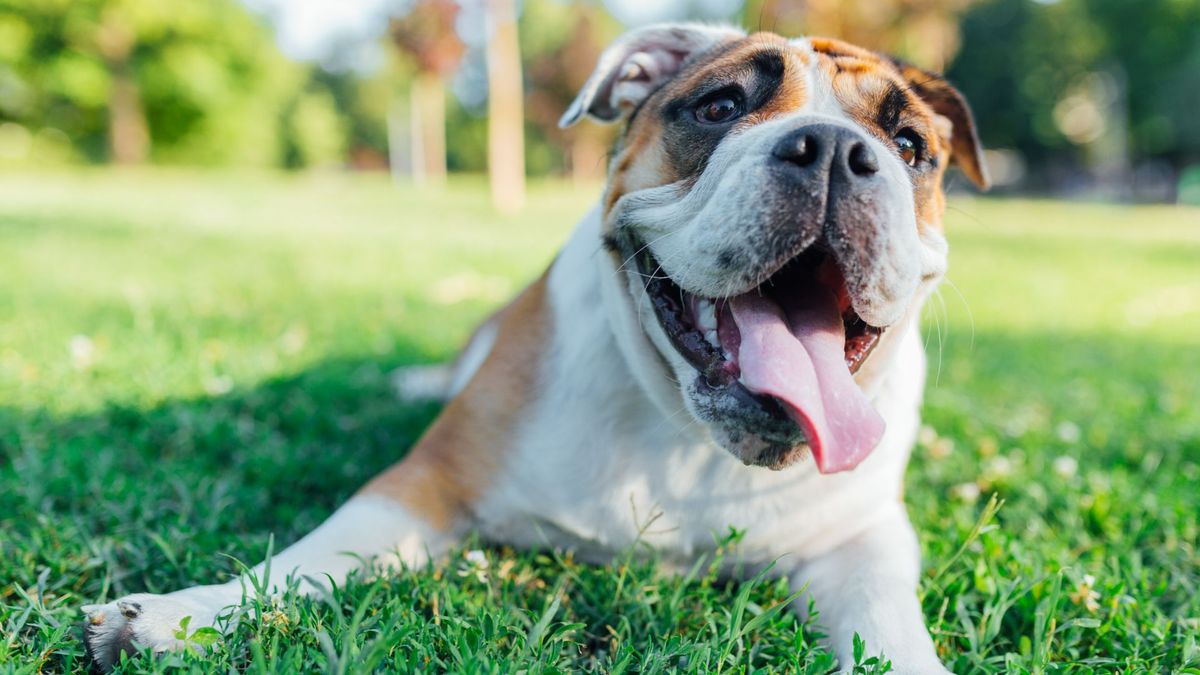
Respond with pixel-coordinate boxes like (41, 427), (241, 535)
(894, 129), (922, 166)
(695, 96), (741, 124)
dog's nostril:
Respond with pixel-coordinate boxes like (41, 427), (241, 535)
(848, 142), (879, 176)
(775, 133), (819, 166)
(793, 135), (818, 166)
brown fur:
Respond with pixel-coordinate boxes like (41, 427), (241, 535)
(369, 32), (987, 529)
(603, 34), (986, 236)
(894, 62), (990, 190)
(810, 40), (952, 230)
(605, 34), (810, 212)
(359, 273), (551, 530)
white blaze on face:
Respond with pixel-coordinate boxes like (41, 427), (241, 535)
(580, 28), (960, 471)
(610, 44), (930, 323)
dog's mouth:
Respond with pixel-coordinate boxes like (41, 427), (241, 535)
(636, 245), (888, 473)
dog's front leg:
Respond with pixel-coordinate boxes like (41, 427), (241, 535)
(81, 490), (455, 671)
(81, 276), (549, 671)
(791, 503), (950, 675)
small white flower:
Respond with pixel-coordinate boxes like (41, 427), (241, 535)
(1069, 574), (1101, 612)
(1053, 455), (1079, 479)
(929, 437), (954, 460)
(918, 425), (938, 446)
(464, 550), (489, 569)
(1056, 421), (1082, 443)
(69, 335), (95, 370)
(203, 375), (233, 396)
(458, 549), (489, 582)
(280, 326), (308, 355)
(984, 455), (1015, 481)
(951, 482), (981, 503)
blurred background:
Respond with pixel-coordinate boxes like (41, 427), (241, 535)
(1, 4), (1199, 670)
(2, 0), (1200, 209)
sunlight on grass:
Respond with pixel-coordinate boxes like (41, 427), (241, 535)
(1, 171), (1197, 673)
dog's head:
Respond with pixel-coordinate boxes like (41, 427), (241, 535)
(562, 25), (987, 473)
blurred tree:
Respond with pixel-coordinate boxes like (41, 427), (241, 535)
(283, 88), (349, 168)
(523, 1), (620, 182)
(315, 65), (394, 171)
(947, 0), (1200, 186)
(92, 2), (147, 163)
(0, 0), (318, 166)
(745, 0), (979, 71)
(389, 0), (464, 185)
(486, 0), (525, 212)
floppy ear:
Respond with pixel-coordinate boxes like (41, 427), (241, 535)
(558, 23), (744, 128)
(895, 63), (990, 190)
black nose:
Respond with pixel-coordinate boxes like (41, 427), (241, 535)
(771, 123), (879, 179)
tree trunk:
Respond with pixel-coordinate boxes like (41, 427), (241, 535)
(387, 98), (412, 184)
(108, 65), (148, 164)
(409, 72), (447, 185)
(486, 0), (525, 213)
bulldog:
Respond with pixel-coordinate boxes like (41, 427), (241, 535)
(82, 24), (989, 673)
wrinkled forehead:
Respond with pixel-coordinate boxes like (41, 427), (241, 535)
(613, 34), (945, 189)
(650, 33), (937, 136)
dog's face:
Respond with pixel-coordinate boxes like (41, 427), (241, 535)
(562, 26), (988, 473)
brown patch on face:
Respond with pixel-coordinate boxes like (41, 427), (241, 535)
(809, 37), (887, 64)
(810, 37), (950, 230)
(602, 33), (810, 219)
(358, 273), (550, 530)
(893, 62), (991, 190)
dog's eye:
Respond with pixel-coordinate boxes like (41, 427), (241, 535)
(695, 96), (742, 124)
(893, 129), (922, 166)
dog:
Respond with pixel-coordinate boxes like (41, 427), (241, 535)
(82, 24), (988, 673)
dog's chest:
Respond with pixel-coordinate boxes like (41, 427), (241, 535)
(474, 364), (915, 564)
(470, 216), (922, 564)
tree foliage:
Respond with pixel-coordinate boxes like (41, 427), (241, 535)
(0, 0), (344, 166)
(947, 0), (1200, 165)
(1, 0), (1197, 182)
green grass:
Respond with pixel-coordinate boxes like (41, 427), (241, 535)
(1, 169), (1198, 673)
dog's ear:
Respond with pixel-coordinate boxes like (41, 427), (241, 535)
(894, 62), (990, 190)
(559, 23), (744, 128)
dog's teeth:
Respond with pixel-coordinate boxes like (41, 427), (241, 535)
(705, 329), (720, 349)
(697, 300), (717, 331)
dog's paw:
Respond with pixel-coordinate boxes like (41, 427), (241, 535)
(82, 593), (220, 671)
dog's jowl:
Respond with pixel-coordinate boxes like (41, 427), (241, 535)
(83, 24), (988, 674)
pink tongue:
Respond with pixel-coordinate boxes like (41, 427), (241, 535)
(729, 288), (885, 474)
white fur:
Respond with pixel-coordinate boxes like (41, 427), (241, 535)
(477, 214), (924, 562)
(84, 25), (954, 675)
(609, 49), (930, 327)
(467, 213), (944, 672)
(82, 496), (442, 670)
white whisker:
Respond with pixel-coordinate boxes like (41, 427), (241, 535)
(941, 277), (974, 350)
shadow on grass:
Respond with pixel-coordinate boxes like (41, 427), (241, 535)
(2, 326), (1196, 586)
(0, 343), (444, 599)
(0, 329), (1197, 673)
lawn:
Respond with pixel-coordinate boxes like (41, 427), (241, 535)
(1, 170), (1198, 674)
